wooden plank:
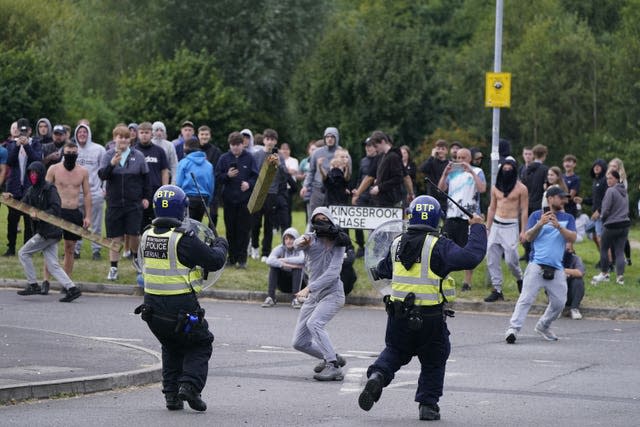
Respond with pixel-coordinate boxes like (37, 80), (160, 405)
(0, 196), (123, 252)
(247, 154), (279, 214)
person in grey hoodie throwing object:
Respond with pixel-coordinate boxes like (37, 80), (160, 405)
(291, 207), (349, 381)
(300, 127), (351, 219)
(262, 227), (306, 308)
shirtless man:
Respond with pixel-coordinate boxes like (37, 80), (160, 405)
(45, 142), (91, 279)
(484, 157), (529, 302)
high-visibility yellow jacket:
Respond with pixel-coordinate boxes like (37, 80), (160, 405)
(389, 234), (456, 306)
(141, 228), (202, 295)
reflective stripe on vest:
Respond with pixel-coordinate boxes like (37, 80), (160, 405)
(390, 234), (456, 305)
(141, 228), (202, 295)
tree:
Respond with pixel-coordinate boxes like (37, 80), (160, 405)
(115, 48), (249, 141)
(0, 48), (62, 129)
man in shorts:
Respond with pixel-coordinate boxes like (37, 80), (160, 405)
(44, 142), (91, 290)
(98, 125), (151, 280)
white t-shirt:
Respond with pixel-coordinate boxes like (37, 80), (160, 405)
(445, 166), (485, 220)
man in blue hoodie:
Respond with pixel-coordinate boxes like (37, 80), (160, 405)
(176, 138), (213, 223)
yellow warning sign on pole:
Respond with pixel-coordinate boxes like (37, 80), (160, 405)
(485, 72), (511, 108)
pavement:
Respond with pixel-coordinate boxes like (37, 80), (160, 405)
(0, 277), (638, 405)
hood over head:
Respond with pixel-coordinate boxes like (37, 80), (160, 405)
(36, 118), (52, 138)
(590, 159), (608, 178)
(311, 206), (337, 227)
(282, 227), (300, 242)
(323, 127), (340, 146)
(240, 128), (254, 150)
(74, 124), (93, 144)
(27, 161), (46, 187)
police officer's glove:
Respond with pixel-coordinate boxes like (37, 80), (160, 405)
(212, 237), (229, 251)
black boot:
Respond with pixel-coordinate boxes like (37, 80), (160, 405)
(18, 283), (41, 296)
(40, 280), (50, 295)
(358, 371), (384, 411)
(178, 383), (207, 412)
(59, 286), (82, 302)
(419, 403), (441, 421)
(165, 392), (184, 410)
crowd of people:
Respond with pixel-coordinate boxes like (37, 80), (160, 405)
(2, 117), (634, 420)
(0, 118), (632, 315)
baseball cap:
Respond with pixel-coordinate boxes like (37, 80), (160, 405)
(53, 125), (66, 134)
(181, 120), (194, 129)
(546, 186), (569, 198)
(128, 122), (139, 130)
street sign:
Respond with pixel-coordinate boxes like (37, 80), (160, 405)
(328, 205), (403, 230)
(485, 72), (511, 108)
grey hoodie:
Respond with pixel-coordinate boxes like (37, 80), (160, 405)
(601, 182), (630, 226)
(297, 207), (345, 297)
(35, 118), (52, 141)
(266, 227), (305, 270)
(241, 128), (261, 154)
(75, 124), (106, 198)
(303, 127), (351, 191)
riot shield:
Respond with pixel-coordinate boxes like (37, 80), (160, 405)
(364, 219), (405, 296)
(182, 218), (225, 290)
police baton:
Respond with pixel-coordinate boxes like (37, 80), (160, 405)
(424, 177), (475, 219)
(190, 172), (218, 237)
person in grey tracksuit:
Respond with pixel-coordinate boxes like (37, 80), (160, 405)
(291, 207), (348, 381)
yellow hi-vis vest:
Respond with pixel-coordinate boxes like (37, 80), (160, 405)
(141, 228), (202, 295)
(389, 234), (456, 306)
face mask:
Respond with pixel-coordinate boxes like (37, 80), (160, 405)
(311, 219), (337, 237)
(63, 153), (78, 171)
(29, 171), (39, 186)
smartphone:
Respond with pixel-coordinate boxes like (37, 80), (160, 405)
(543, 206), (550, 213)
(230, 162), (238, 169)
(450, 162), (464, 171)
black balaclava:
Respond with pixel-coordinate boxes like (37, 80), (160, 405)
(496, 158), (518, 197)
(63, 153), (78, 171)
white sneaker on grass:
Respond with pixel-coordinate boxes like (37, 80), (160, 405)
(591, 272), (609, 285)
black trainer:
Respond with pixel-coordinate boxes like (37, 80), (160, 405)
(484, 289), (504, 302)
(358, 371), (383, 411)
(165, 392), (184, 410)
(40, 280), (50, 295)
(461, 283), (471, 292)
(3, 247), (15, 257)
(18, 283), (42, 296)
(59, 286), (82, 302)
(178, 383), (207, 412)
(419, 403), (441, 421)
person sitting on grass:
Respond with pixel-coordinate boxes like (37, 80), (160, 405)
(262, 227), (306, 309)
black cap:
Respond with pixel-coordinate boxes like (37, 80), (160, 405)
(53, 125), (66, 134)
(17, 118), (30, 129)
(546, 186), (569, 198)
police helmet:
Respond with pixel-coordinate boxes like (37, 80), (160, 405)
(407, 195), (441, 228)
(153, 185), (189, 221)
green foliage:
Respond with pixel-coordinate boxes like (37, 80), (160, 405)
(0, 48), (63, 129)
(115, 48), (249, 139)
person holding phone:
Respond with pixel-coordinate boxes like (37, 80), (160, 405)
(437, 148), (486, 291)
(98, 125), (151, 281)
(5, 118), (43, 257)
(215, 131), (259, 268)
(505, 186), (576, 343)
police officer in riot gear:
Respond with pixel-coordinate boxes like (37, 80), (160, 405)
(135, 185), (228, 412)
(359, 195), (486, 421)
